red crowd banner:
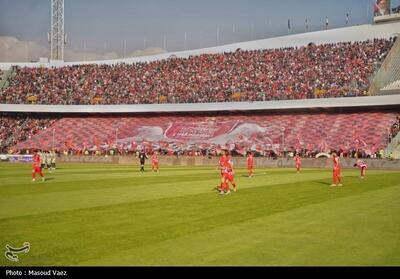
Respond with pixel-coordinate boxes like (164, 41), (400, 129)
(11, 112), (397, 155)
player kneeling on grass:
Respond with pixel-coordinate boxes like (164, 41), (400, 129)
(353, 159), (367, 179)
(32, 151), (45, 182)
(331, 153), (342, 187)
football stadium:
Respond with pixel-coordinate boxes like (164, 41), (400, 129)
(1, 0), (400, 270)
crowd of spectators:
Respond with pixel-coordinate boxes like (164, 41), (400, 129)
(293, 148), (384, 159)
(39, 145), (384, 159)
(2, 113), (399, 158)
(0, 115), (55, 153)
(0, 38), (395, 105)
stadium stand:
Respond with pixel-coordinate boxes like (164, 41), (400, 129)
(1, 21), (399, 159)
(0, 39), (395, 105)
(4, 111), (398, 158)
(0, 114), (55, 153)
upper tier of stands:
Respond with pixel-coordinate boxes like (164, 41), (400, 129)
(0, 38), (395, 105)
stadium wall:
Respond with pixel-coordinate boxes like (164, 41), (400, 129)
(57, 156), (400, 170)
(1, 95), (400, 113)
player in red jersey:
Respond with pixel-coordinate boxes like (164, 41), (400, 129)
(217, 151), (228, 193)
(294, 154), (301, 173)
(32, 151), (45, 182)
(151, 152), (160, 172)
(353, 159), (367, 179)
(220, 152), (237, 195)
(246, 151), (254, 177)
(331, 153), (342, 187)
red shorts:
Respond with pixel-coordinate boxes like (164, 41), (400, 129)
(333, 169), (341, 177)
(32, 167), (41, 173)
(223, 173), (234, 182)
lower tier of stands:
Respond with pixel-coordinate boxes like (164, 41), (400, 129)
(5, 111), (399, 157)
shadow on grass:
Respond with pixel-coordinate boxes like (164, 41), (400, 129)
(315, 181), (331, 186)
(43, 177), (55, 181)
(43, 169), (63, 171)
(241, 173), (268, 177)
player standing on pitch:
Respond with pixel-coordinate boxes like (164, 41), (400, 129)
(220, 151), (237, 195)
(51, 150), (57, 172)
(138, 150), (148, 172)
(38, 150), (45, 170)
(151, 151), (159, 172)
(353, 159), (367, 179)
(32, 151), (45, 182)
(45, 151), (51, 170)
(331, 153), (343, 187)
(246, 151), (254, 177)
(216, 151), (228, 192)
(294, 154), (301, 173)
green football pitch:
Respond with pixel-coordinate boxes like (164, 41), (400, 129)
(1, 163), (400, 266)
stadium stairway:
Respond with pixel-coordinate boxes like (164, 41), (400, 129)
(381, 80), (400, 93)
(369, 37), (400, 95)
(0, 67), (15, 91)
(0, 70), (6, 90)
(385, 132), (400, 159)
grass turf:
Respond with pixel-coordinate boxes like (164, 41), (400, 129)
(0, 163), (399, 266)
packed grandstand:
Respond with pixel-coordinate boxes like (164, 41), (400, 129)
(0, 38), (395, 105)
(0, 22), (399, 159)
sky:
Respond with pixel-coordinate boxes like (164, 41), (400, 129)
(0, 0), (399, 62)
